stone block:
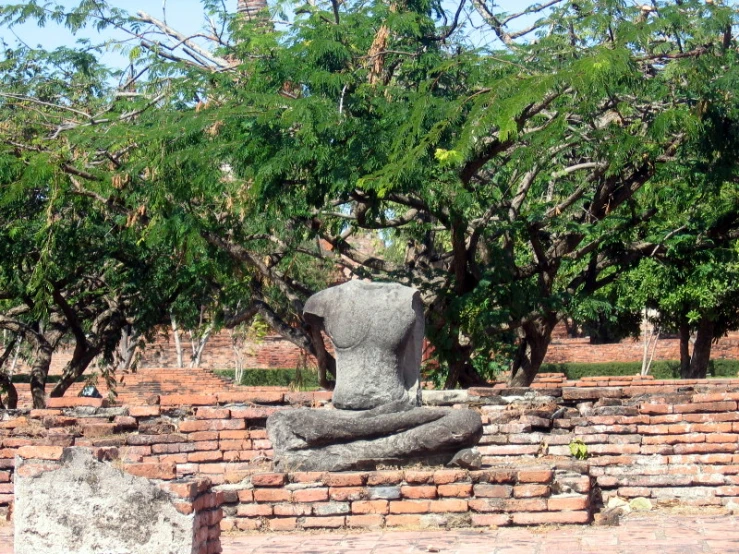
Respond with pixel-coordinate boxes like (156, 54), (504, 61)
(15, 448), (216, 554)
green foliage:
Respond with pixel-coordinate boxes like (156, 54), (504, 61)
(541, 360), (739, 380)
(216, 368), (320, 389)
(568, 439), (589, 460)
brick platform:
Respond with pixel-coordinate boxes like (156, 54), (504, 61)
(219, 464), (591, 531)
(4, 378), (739, 530)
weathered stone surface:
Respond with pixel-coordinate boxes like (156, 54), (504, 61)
(269, 281), (483, 471)
(15, 449), (196, 554)
(268, 403), (482, 472)
(447, 448), (482, 470)
(303, 280), (424, 410)
(422, 390), (471, 406)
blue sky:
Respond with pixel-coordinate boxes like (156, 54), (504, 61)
(2, 0), (526, 69)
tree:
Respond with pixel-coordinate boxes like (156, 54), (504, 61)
(2, 0), (739, 394)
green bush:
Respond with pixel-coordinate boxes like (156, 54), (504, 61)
(5, 374), (86, 384)
(216, 368), (321, 389)
(540, 359), (739, 380)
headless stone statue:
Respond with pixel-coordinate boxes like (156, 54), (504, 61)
(267, 281), (483, 472)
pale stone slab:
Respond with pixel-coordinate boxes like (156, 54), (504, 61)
(15, 449), (196, 554)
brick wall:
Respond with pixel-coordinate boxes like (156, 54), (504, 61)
(22, 329), (739, 378)
(4, 378), (739, 530)
(545, 331), (739, 364)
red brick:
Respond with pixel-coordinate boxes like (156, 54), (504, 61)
(428, 499), (468, 513)
(389, 500), (429, 514)
(641, 445), (674, 455)
(292, 488), (329, 503)
(173, 501), (194, 515)
(470, 470), (516, 484)
(192, 441), (220, 451)
(273, 503), (312, 516)
(695, 423), (734, 433)
(188, 451), (223, 463)
(219, 430), (250, 440)
(269, 518), (297, 531)
(473, 484), (512, 498)
(291, 472), (325, 483)
(400, 486), (437, 499)
(640, 404), (671, 415)
(673, 443), (737, 454)
(618, 487), (651, 498)
(437, 483), (472, 498)
(46, 398), (107, 408)
(160, 394), (217, 406)
(161, 481), (198, 499)
(478, 445), (540, 455)
(195, 407), (230, 419)
(330, 486), (366, 501)
(251, 473), (287, 487)
(403, 470), (435, 484)
(235, 518), (261, 530)
(254, 488), (291, 502)
(301, 516), (345, 529)
(512, 511), (590, 525)
(217, 391), (285, 404)
(707, 434), (738, 443)
(42, 416), (77, 428)
(190, 431), (220, 442)
(517, 470), (554, 484)
(470, 514), (511, 527)
(352, 500), (389, 514)
(367, 471), (403, 485)
(433, 470), (468, 485)
(199, 463), (228, 474)
(505, 498), (547, 512)
(180, 420), (245, 433)
(642, 434), (704, 445)
(236, 504), (273, 517)
(219, 440), (252, 451)
(347, 514), (384, 528)
(220, 518), (236, 532)
(17, 446), (64, 460)
(1, 438), (35, 447)
(229, 407), (279, 419)
(693, 392), (739, 403)
(514, 484), (550, 498)
(125, 463), (176, 480)
(717, 486), (739, 496)
(673, 401), (737, 414)
(0, 472), (9, 483)
(385, 514), (422, 527)
(129, 406), (161, 417)
(547, 495), (589, 511)
(29, 409), (62, 417)
(236, 490), (253, 502)
(323, 473), (366, 487)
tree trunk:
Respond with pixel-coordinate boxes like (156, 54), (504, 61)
(308, 323), (336, 390)
(508, 317), (556, 387)
(0, 373), (18, 409)
(687, 316), (715, 379)
(30, 341), (54, 409)
(49, 347), (100, 398)
(171, 314), (184, 368)
(679, 322), (691, 378)
(0, 338), (19, 409)
(237, 0), (269, 26)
